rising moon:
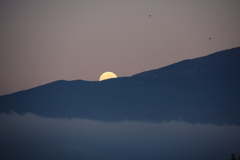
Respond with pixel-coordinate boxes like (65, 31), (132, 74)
(99, 72), (117, 81)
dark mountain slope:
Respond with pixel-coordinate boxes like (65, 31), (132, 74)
(0, 47), (240, 124)
(132, 47), (240, 78)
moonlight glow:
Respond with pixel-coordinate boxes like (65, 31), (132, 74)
(99, 72), (117, 81)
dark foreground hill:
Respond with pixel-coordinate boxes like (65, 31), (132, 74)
(0, 47), (240, 125)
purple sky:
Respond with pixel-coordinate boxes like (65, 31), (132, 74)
(1, 0), (240, 95)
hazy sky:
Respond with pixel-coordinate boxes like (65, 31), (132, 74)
(1, 0), (240, 95)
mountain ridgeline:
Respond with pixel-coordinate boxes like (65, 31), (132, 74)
(0, 47), (240, 125)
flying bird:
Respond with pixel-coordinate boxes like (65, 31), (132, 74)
(149, 15), (151, 17)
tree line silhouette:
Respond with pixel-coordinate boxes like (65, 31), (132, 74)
(230, 153), (240, 160)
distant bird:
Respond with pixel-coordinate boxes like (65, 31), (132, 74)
(149, 15), (151, 17)
(209, 38), (211, 40)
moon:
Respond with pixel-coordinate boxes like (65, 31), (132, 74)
(99, 72), (117, 81)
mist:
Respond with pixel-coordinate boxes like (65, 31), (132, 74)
(1, 112), (240, 160)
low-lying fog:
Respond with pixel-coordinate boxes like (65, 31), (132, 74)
(1, 112), (240, 160)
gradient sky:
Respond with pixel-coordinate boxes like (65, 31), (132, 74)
(1, 0), (240, 95)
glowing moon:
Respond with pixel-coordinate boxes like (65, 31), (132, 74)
(99, 72), (117, 81)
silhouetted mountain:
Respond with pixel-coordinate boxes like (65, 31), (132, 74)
(0, 47), (240, 125)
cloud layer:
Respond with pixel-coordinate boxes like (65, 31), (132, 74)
(1, 112), (240, 160)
